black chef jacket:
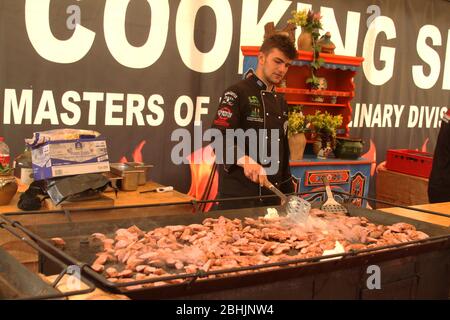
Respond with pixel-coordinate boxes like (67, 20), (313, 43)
(428, 116), (450, 203)
(212, 72), (294, 209)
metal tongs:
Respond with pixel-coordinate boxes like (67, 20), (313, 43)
(263, 180), (310, 223)
(321, 176), (349, 214)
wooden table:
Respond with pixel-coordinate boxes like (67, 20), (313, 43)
(41, 274), (129, 300)
(0, 181), (194, 271)
(0, 181), (193, 214)
(379, 202), (450, 227)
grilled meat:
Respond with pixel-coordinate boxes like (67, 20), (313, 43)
(82, 209), (429, 289)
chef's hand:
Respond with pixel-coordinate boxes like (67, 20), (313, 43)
(237, 156), (269, 187)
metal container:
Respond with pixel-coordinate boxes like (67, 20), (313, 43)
(109, 163), (144, 191)
(8, 197), (449, 300)
(125, 162), (153, 185)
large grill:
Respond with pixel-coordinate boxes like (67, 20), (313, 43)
(1, 195), (449, 300)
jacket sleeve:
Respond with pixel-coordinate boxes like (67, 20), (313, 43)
(211, 88), (242, 172)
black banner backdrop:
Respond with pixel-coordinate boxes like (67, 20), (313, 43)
(0, 0), (449, 197)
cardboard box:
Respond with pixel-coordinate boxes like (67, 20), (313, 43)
(376, 166), (429, 209)
(31, 138), (110, 180)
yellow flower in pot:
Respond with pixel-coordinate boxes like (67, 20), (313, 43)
(0, 164), (18, 205)
(288, 107), (309, 160)
(306, 111), (343, 159)
(288, 9), (323, 51)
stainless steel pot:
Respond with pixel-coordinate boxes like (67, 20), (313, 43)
(109, 163), (144, 191)
(125, 162), (153, 185)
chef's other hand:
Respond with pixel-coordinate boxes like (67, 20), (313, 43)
(237, 156), (269, 186)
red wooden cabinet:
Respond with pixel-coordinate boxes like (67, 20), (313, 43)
(242, 47), (370, 206)
(241, 46), (364, 138)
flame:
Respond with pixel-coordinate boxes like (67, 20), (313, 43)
(375, 161), (386, 174)
(132, 140), (146, 163)
(187, 145), (218, 212)
(421, 138), (429, 152)
(119, 140), (146, 163)
(362, 139), (377, 176)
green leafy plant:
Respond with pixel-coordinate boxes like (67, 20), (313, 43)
(306, 111), (343, 148)
(288, 9), (322, 32)
(306, 73), (323, 89)
(288, 107), (309, 137)
(290, 9), (325, 89)
(0, 163), (12, 175)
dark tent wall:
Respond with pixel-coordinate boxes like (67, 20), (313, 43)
(0, 0), (448, 196)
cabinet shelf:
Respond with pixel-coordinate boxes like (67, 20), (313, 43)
(276, 87), (351, 97)
(287, 101), (347, 107)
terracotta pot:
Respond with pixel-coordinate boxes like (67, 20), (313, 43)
(288, 133), (307, 160)
(297, 27), (313, 51)
(0, 175), (18, 205)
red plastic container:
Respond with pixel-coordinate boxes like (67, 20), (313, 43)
(385, 149), (433, 178)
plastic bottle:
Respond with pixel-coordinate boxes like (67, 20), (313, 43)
(0, 137), (10, 167)
(13, 146), (34, 185)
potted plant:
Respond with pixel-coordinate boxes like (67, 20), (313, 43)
(306, 111), (343, 159)
(289, 9), (325, 99)
(289, 9), (323, 51)
(0, 164), (18, 205)
(288, 106), (309, 160)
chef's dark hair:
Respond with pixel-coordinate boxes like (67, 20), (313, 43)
(260, 34), (297, 60)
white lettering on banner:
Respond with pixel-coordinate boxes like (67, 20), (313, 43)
(176, 0), (233, 73)
(21, 0), (450, 90)
(320, 7), (360, 56)
(382, 104), (393, 127)
(105, 93), (124, 126)
(412, 25), (442, 89)
(408, 105), (445, 128)
(104, 0), (169, 69)
(126, 94), (146, 126)
(174, 96), (194, 127)
(61, 91), (81, 126)
(195, 97), (210, 125)
(362, 16), (396, 85)
(3, 89), (447, 130)
(443, 31), (450, 90)
(238, 0), (292, 73)
(34, 90), (59, 125)
(350, 103), (446, 129)
(3, 89), (33, 125)
(2, 89), (167, 127)
(408, 105), (419, 128)
(174, 96), (210, 127)
(393, 104), (405, 128)
(83, 92), (104, 125)
(146, 95), (165, 126)
(25, 0), (95, 63)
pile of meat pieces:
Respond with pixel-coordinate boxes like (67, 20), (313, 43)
(88, 208), (429, 289)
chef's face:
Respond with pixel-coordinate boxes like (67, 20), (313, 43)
(258, 48), (292, 86)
